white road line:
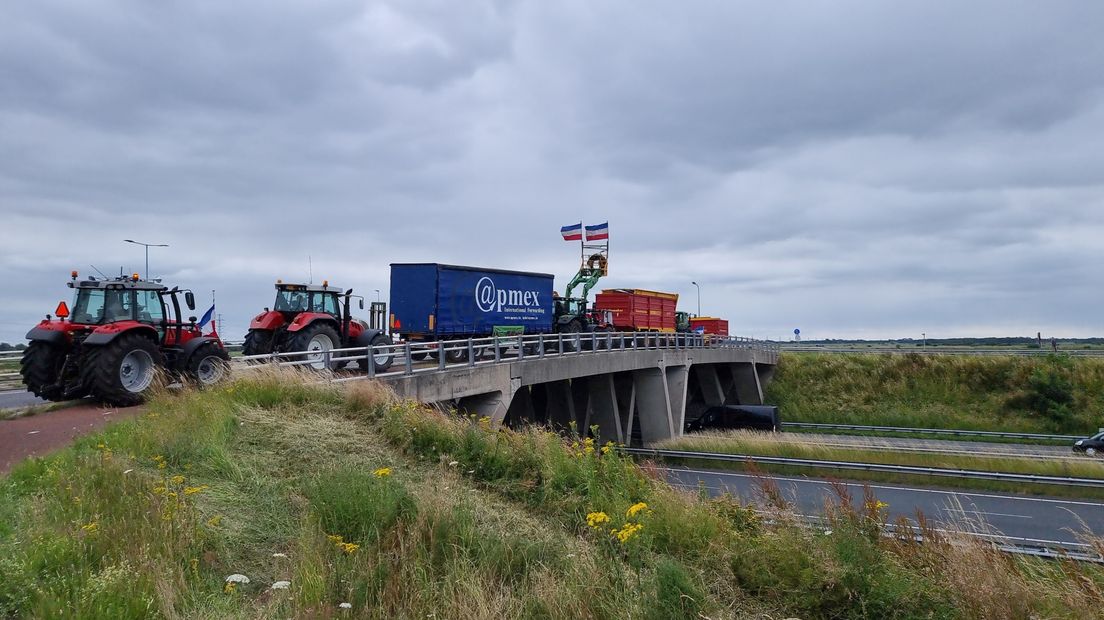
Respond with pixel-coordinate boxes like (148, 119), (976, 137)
(659, 466), (1104, 508)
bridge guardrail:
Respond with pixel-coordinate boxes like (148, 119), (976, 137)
(234, 331), (778, 380)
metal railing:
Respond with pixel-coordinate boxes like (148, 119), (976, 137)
(623, 447), (1104, 488)
(233, 331), (779, 380)
(781, 422), (1082, 443)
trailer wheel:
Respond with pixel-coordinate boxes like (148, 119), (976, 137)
(443, 340), (466, 364)
(84, 333), (164, 407)
(288, 323), (341, 370)
(20, 341), (67, 401)
(358, 333), (394, 372)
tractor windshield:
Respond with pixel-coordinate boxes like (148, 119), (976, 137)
(71, 288), (133, 324)
(274, 290), (309, 313)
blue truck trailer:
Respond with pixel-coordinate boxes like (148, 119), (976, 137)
(389, 264), (554, 358)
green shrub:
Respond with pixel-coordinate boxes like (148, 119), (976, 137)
(306, 467), (416, 545)
(646, 559), (707, 620)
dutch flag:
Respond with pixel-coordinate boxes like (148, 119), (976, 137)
(585, 222), (609, 241)
(561, 222), (583, 241)
(198, 304), (217, 335)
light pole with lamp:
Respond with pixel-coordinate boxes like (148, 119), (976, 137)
(690, 281), (701, 316)
(124, 239), (169, 279)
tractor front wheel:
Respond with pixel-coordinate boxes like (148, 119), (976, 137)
(288, 324), (341, 370)
(84, 333), (164, 407)
(186, 342), (231, 387)
(357, 333), (394, 372)
(20, 341), (67, 401)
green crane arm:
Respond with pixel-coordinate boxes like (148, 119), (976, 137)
(565, 268), (602, 300)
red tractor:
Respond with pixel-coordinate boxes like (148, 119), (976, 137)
(21, 271), (230, 406)
(242, 281), (394, 371)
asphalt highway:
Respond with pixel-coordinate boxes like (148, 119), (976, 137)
(0, 390), (46, 410)
(662, 465), (1104, 544)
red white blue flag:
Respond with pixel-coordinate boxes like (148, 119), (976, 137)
(561, 223), (583, 241)
(585, 222), (609, 241)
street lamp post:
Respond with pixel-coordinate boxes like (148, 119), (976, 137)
(922, 332), (927, 348)
(124, 239), (169, 279)
(690, 281), (701, 316)
(374, 289), (381, 303)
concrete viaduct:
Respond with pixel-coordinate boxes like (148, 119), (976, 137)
(376, 343), (779, 445)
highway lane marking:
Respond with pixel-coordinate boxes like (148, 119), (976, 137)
(659, 467), (1104, 508)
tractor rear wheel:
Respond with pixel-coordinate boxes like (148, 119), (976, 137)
(20, 341), (67, 401)
(84, 333), (163, 406)
(242, 329), (274, 357)
(357, 333), (394, 372)
(288, 323), (341, 370)
(186, 342), (230, 387)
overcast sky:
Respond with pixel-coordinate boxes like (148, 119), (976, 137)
(2, 1), (1103, 343)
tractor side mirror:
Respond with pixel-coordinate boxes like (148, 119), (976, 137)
(188, 316), (197, 324)
(184, 291), (195, 310)
(359, 299), (364, 310)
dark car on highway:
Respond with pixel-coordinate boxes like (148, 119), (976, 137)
(1073, 431), (1104, 457)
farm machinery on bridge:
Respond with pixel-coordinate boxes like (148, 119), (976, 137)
(20, 271), (230, 406)
(242, 280), (394, 371)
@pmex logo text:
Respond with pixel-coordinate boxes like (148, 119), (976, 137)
(475, 277), (542, 313)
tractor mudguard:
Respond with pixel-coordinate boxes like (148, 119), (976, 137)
(249, 311), (286, 331)
(25, 327), (70, 345)
(285, 313), (337, 333)
(352, 329), (385, 347)
(83, 323), (159, 346)
(180, 337), (222, 367)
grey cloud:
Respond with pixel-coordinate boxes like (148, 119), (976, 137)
(1, 1), (1103, 344)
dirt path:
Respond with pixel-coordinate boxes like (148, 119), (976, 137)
(0, 404), (143, 475)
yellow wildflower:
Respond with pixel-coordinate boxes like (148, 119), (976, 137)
(340, 542), (360, 554)
(615, 522), (644, 544)
(157, 461), (167, 470)
(207, 515), (223, 527)
(626, 502), (649, 519)
(152, 485), (166, 495)
(601, 442), (614, 455)
(327, 534), (344, 545)
(373, 467), (392, 478)
(584, 445), (595, 455)
(184, 485), (208, 495)
(585, 512), (610, 528)
(81, 521), (99, 533)
(224, 581), (237, 594)
(170, 475), (185, 485)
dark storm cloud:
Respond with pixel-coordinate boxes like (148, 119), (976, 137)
(1, 0), (1103, 343)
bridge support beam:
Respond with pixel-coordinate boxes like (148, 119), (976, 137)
(456, 390), (510, 425)
(584, 374), (623, 444)
(632, 368), (674, 443)
(728, 362), (764, 405)
(665, 365), (689, 434)
(695, 364), (726, 406)
(545, 380), (578, 429)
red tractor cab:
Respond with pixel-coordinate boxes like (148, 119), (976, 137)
(21, 271), (230, 406)
(242, 281), (393, 371)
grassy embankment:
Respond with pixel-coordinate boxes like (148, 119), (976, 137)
(661, 431), (1104, 499)
(767, 352), (1104, 435)
(2, 370), (1104, 618)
